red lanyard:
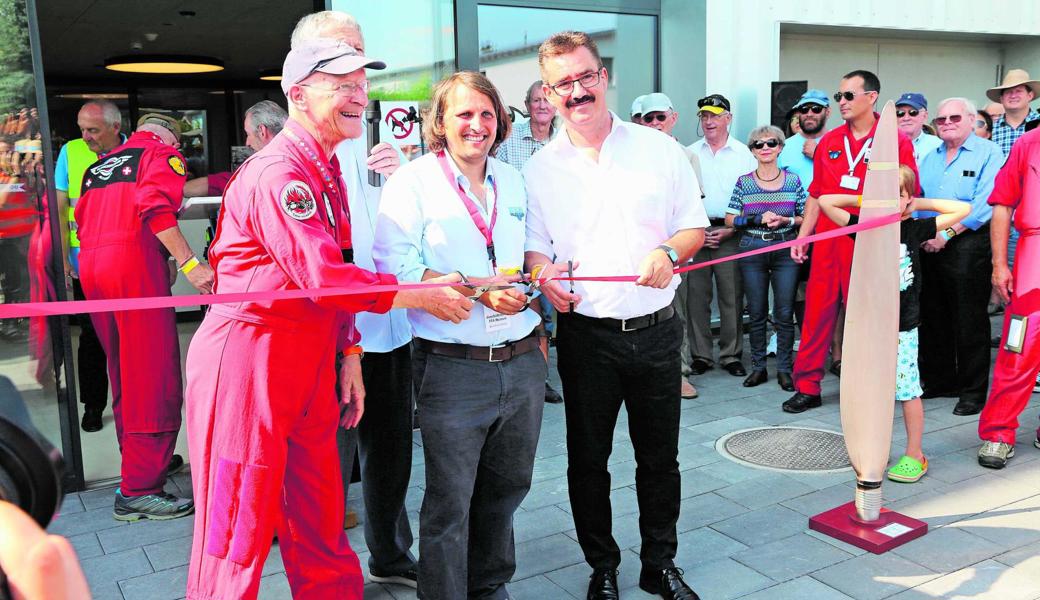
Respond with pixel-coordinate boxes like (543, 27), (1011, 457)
(436, 150), (498, 267)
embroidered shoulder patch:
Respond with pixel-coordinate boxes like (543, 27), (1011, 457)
(828, 150), (842, 160)
(168, 155), (186, 176)
(280, 181), (317, 220)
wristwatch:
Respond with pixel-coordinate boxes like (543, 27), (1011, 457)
(657, 244), (679, 265)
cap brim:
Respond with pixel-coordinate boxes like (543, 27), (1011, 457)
(641, 104), (671, 114)
(315, 53), (387, 75)
(895, 102), (924, 110)
(698, 105), (724, 115)
(793, 100), (827, 108)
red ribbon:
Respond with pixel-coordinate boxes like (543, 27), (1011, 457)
(0, 213), (901, 319)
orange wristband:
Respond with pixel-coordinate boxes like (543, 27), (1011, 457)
(342, 345), (364, 358)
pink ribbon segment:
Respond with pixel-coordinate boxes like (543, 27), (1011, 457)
(0, 214), (900, 319)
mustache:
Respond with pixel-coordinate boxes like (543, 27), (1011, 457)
(566, 94), (594, 108)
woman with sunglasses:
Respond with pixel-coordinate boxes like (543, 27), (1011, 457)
(725, 126), (806, 390)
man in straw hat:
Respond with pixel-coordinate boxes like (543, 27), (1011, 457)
(182, 14), (473, 599)
(988, 69), (1040, 157)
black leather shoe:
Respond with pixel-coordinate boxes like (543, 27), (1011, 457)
(742, 369), (767, 387)
(782, 392), (822, 413)
(921, 388), (958, 399)
(545, 382), (563, 404)
(777, 372), (795, 391)
(690, 359), (712, 375)
(587, 568), (619, 600)
(81, 406), (103, 432)
(723, 362), (747, 377)
(953, 400), (984, 416)
(639, 567), (700, 600)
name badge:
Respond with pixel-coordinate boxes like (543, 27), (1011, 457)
(840, 174), (861, 190)
(1004, 314), (1028, 354)
(485, 310), (511, 333)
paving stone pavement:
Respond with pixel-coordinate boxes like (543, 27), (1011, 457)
(52, 318), (1040, 599)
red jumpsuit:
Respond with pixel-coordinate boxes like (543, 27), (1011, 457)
(184, 119), (396, 600)
(794, 116), (918, 395)
(74, 131), (186, 497)
(978, 128), (1040, 444)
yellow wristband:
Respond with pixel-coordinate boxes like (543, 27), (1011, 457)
(179, 256), (200, 274)
(857, 195), (863, 207)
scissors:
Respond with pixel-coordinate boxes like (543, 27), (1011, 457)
(454, 271), (515, 300)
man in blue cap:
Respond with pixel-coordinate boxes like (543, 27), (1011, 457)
(896, 92), (941, 161)
(778, 89), (829, 188)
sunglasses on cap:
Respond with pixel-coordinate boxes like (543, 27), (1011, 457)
(934, 114), (964, 126)
(642, 113), (668, 123)
(797, 105), (825, 114)
(896, 109), (920, 118)
(697, 95), (729, 109)
(833, 90), (874, 103)
(749, 138), (780, 150)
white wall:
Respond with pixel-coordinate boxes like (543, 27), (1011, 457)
(660, 0), (706, 144)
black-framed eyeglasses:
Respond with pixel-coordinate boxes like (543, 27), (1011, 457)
(934, 114), (964, 126)
(548, 71), (601, 96)
(896, 109), (920, 118)
(642, 113), (668, 123)
(749, 138), (780, 150)
(797, 105), (825, 114)
(833, 91), (874, 103)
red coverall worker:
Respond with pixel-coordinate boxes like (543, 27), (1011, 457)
(794, 114), (918, 396)
(979, 128), (1040, 444)
(184, 119), (397, 600)
(74, 130), (187, 497)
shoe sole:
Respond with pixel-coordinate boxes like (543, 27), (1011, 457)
(368, 575), (418, 589)
(113, 507), (194, 522)
(782, 401), (821, 414)
(888, 471), (926, 483)
(978, 448), (1015, 469)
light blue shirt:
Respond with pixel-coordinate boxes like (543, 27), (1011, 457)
(777, 133), (816, 190)
(334, 129), (411, 354)
(917, 133), (1003, 231)
(912, 132), (942, 163)
(374, 151), (539, 346)
(54, 143), (70, 192)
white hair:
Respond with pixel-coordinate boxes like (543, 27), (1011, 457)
(82, 100), (121, 127)
(937, 97), (978, 117)
(290, 11), (361, 48)
(245, 100), (287, 136)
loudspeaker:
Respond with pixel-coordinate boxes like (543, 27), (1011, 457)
(771, 80), (808, 131)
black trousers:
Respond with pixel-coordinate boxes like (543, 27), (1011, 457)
(72, 277), (109, 410)
(337, 344), (416, 574)
(557, 311), (682, 572)
(919, 227), (993, 404)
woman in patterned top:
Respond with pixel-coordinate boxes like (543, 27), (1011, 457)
(725, 125), (806, 391)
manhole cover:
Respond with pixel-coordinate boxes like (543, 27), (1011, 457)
(715, 427), (852, 474)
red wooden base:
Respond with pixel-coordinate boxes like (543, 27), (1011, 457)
(809, 502), (928, 554)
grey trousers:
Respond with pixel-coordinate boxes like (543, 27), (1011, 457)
(413, 343), (546, 600)
(337, 344), (416, 574)
(686, 234), (744, 366)
(674, 272), (693, 376)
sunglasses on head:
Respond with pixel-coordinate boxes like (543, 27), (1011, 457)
(697, 95), (728, 109)
(642, 113), (668, 123)
(749, 138), (780, 150)
(934, 114), (964, 126)
(833, 91), (873, 103)
(896, 109), (920, 118)
(797, 105), (825, 114)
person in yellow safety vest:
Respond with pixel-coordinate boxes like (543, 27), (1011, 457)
(54, 100), (125, 433)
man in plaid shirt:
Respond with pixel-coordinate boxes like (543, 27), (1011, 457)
(987, 69), (1040, 157)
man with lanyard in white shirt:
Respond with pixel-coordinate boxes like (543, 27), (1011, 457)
(288, 11), (420, 589)
(895, 92), (942, 162)
(374, 71), (545, 600)
(524, 31), (707, 600)
(688, 94), (756, 379)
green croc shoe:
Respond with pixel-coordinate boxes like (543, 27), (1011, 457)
(888, 455), (928, 483)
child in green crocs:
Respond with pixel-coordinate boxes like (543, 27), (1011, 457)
(819, 165), (970, 484)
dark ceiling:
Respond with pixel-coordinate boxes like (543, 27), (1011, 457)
(37, 0), (320, 87)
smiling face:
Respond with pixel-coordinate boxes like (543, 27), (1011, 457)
(1001, 84), (1035, 111)
(896, 105), (927, 139)
(750, 135), (781, 165)
(442, 83), (497, 167)
(293, 68), (368, 144)
(541, 46), (608, 129)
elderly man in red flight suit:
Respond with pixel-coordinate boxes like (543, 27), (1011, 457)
(75, 113), (215, 521)
(183, 36), (473, 600)
(976, 127), (1040, 469)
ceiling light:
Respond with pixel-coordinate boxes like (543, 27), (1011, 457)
(259, 68), (281, 81)
(58, 93), (129, 100)
(105, 54), (223, 74)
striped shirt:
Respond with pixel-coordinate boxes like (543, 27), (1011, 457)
(726, 170), (807, 236)
(992, 110), (1040, 157)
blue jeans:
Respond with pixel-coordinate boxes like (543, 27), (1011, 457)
(737, 234), (799, 372)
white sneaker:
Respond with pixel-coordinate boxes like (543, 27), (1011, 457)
(978, 441), (1015, 469)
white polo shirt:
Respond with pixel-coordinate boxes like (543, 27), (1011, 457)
(374, 151), (539, 346)
(689, 135), (756, 218)
(523, 113), (709, 320)
(334, 128), (411, 354)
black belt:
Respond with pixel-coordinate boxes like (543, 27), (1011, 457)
(742, 230), (797, 242)
(569, 305), (674, 332)
(708, 217), (728, 227)
(415, 333), (541, 363)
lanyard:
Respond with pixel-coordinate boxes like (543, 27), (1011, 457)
(843, 135), (873, 176)
(283, 127), (349, 222)
(436, 150), (498, 267)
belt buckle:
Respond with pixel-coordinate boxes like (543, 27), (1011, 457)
(761, 232), (775, 241)
(621, 318), (638, 332)
(488, 344), (506, 362)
